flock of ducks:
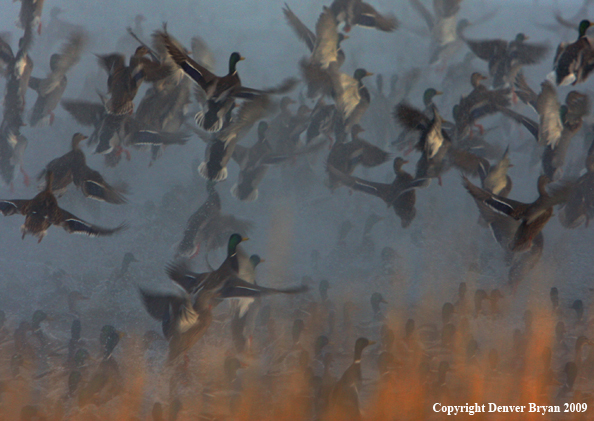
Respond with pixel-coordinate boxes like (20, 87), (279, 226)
(0, 0), (594, 420)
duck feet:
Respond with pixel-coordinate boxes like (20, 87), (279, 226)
(20, 167), (30, 187)
(115, 146), (132, 161)
(473, 123), (485, 136)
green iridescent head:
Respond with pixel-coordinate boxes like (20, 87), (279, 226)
(229, 52), (245, 74)
(354, 68), (373, 82)
(228, 233), (248, 257)
(249, 254), (263, 268)
(423, 88), (443, 106)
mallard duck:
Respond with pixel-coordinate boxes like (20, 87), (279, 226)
(97, 46), (169, 116)
(466, 33), (549, 88)
(462, 175), (570, 252)
(0, 171), (127, 242)
(478, 146), (512, 197)
(329, 0), (398, 32)
(541, 90), (590, 179)
(409, 0), (472, 64)
(231, 121), (283, 201)
(29, 31), (86, 127)
(394, 102), (452, 184)
(37, 133), (128, 204)
(142, 234), (307, 361)
(158, 30), (296, 133)
(559, 142), (594, 228)
(285, 4), (348, 68)
(328, 157), (420, 227)
(329, 337), (376, 421)
(331, 68), (374, 143)
(175, 182), (253, 259)
(199, 95), (272, 181)
(289, 6), (349, 98)
(326, 125), (390, 190)
(549, 20), (594, 86)
(453, 72), (511, 138)
(508, 231), (543, 290)
(230, 254), (264, 353)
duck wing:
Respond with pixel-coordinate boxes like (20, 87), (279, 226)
(74, 165), (128, 204)
(165, 260), (210, 294)
(54, 209), (127, 236)
(283, 3), (316, 52)
(0, 199), (30, 216)
(218, 277), (308, 299)
(157, 30), (216, 90)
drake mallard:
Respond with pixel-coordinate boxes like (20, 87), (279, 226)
(142, 234), (307, 361)
(466, 33), (549, 88)
(158, 30), (296, 133)
(329, 0), (398, 32)
(0, 171), (127, 242)
(37, 133), (128, 204)
(549, 20), (594, 86)
(29, 31), (86, 127)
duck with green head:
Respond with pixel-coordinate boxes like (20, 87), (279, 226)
(550, 20), (594, 86)
(159, 31), (296, 133)
(141, 234), (307, 361)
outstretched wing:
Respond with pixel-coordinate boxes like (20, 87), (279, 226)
(156, 30), (216, 90)
(218, 277), (308, 298)
(283, 3), (316, 52)
(75, 165), (128, 204)
(55, 209), (128, 236)
(0, 199), (29, 216)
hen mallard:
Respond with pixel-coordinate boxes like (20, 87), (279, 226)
(0, 171), (127, 242)
(286, 6), (349, 98)
(329, 337), (376, 421)
(559, 141), (594, 228)
(326, 125), (390, 190)
(331, 68), (374, 143)
(463, 175), (570, 252)
(29, 31), (86, 127)
(328, 157), (422, 228)
(175, 182), (253, 259)
(37, 133), (128, 204)
(466, 33), (549, 88)
(199, 95), (273, 181)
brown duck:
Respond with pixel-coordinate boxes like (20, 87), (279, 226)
(0, 171), (127, 242)
(328, 157), (422, 227)
(38, 133), (128, 204)
(463, 175), (570, 252)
